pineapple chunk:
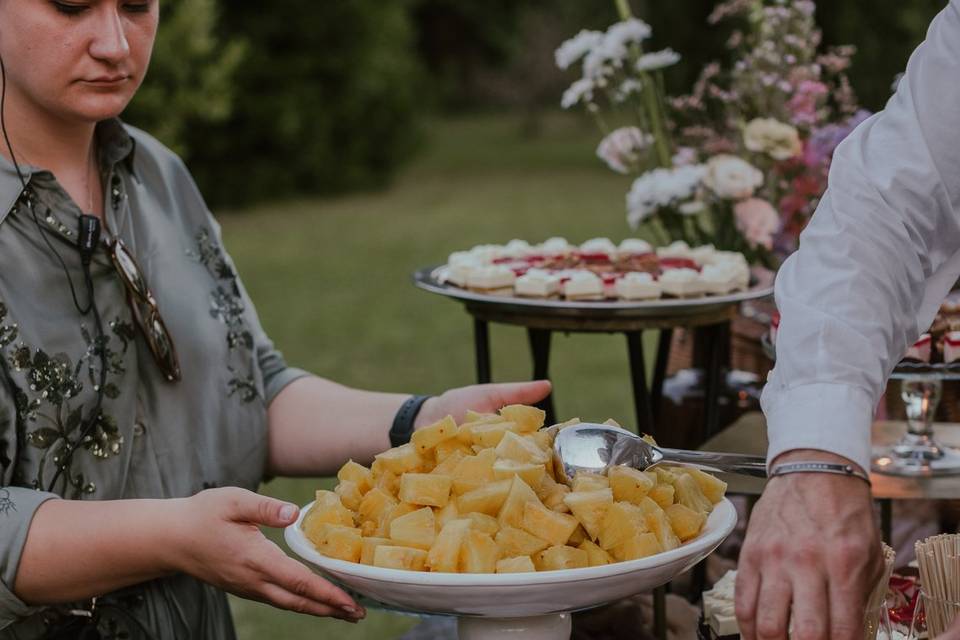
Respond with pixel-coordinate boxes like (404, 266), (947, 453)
(431, 449), (466, 476)
(521, 501), (579, 547)
(360, 520), (377, 537)
(672, 473), (713, 514)
(499, 405), (546, 433)
(665, 503), (706, 541)
(498, 476), (543, 529)
(385, 501), (420, 525)
(654, 467), (679, 485)
(492, 459), (546, 489)
(436, 501), (460, 530)
(563, 488), (613, 541)
(682, 468), (727, 505)
(374, 443), (425, 475)
(496, 556), (537, 573)
(542, 483), (572, 514)
(310, 523), (362, 563)
(451, 449), (496, 495)
(465, 410), (501, 423)
(427, 519), (472, 572)
(358, 488), (398, 525)
(599, 502), (646, 551)
(612, 532), (661, 562)
(389, 507), (436, 551)
(411, 415), (458, 456)
(529, 430), (553, 452)
(494, 526), (549, 558)
(471, 422), (519, 448)
(579, 539), (614, 566)
(648, 483), (675, 509)
(495, 431), (550, 465)
(567, 525), (588, 546)
(360, 536), (391, 565)
(571, 472), (610, 493)
(464, 512), (500, 536)
(645, 505), (681, 552)
(434, 440), (473, 466)
(457, 479), (512, 516)
(371, 464), (401, 497)
(609, 465), (655, 504)
(334, 480), (363, 511)
(533, 545), (589, 571)
(460, 530), (499, 573)
(399, 473), (452, 508)
(303, 490), (354, 537)
(373, 545), (427, 571)
(337, 460), (372, 494)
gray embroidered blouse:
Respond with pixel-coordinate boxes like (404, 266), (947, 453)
(0, 119), (308, 638)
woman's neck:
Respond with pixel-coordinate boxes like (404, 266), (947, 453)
(0, 89), (97, 176)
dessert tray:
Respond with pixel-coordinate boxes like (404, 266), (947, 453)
(416, 239), (773, 319)
(286, 499), (737, 639)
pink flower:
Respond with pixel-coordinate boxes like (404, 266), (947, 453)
(734, 198), (781, 250)
(787, 80), (828, 126)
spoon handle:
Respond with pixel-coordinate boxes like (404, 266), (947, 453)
(658, 448), (768, 478)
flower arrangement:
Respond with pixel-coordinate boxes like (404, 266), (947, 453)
(556, 0), (868, 266)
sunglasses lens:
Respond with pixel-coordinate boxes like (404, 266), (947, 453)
(112, 243), (149, 299)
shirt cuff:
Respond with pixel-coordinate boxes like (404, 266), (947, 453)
(264, 367), (311, 406)
(0, 488), (58, 629)
(761, 382), (875, 474)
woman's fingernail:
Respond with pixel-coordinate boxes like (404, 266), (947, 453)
(342, 605), (364, 618)
(279, 504), (296, 521)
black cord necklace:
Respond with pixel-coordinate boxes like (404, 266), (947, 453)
(0, 56), (108, 494)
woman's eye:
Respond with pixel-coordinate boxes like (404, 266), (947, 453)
(51, 1), (89, 15)
(122, 2), (152, 13)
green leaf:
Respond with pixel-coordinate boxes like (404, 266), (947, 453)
(26, 428), (61, 449)
(65, 406), (84, 433)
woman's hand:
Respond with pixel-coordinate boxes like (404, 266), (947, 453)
(415, 380), (553, 428)
(171, 487), (365, 623)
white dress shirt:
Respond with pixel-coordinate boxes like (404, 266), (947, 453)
(762, 0), (960, 473)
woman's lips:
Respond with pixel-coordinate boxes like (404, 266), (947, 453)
(81, 76), (130, 86)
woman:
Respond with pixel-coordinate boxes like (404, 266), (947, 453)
(0, 1), (551, 637)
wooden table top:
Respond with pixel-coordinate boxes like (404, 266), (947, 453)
(702, 415), (960, 500)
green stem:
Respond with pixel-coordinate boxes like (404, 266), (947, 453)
(615, 0), (633, 20)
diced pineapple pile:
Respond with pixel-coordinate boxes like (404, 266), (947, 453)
(302, 405), (727, 574)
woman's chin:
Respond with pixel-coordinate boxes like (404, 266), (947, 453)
(62, 94), (134, 124)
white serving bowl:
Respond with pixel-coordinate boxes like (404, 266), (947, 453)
(285, 498), (736, 625)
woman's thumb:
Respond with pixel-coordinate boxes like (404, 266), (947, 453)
(234, 492), (299, 527)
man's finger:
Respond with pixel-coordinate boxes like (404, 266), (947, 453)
(753, 574), (792, 640)
(735, 555), (761, 640)
(827, 581), (865, 640)
(257, 582), (357, 621)
(484, 380), (553, 407)
(791, 570), (829, 640)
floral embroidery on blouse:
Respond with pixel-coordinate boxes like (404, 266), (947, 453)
(189, 229), (260, 404)
(0, 301), (133, 498)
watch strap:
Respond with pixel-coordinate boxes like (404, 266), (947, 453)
(390, 395), (432, 447)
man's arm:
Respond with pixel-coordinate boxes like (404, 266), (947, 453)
(739, 2), (960, 639)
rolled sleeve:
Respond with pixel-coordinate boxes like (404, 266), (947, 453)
(0, 487), (58, 629)
(256, 346), (311, 405)
(762, 1), (960, 469)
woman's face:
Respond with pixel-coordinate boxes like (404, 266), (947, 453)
(0, 0), (158, 125)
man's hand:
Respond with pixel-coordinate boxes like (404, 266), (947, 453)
(735, 450), (882, 640)
(415, 380), (552, 428)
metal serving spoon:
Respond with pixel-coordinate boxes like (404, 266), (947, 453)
(552, 423), (768, 484)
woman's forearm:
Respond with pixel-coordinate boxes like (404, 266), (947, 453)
(15, 497), (181, 604)
(265, 376), (410, 477)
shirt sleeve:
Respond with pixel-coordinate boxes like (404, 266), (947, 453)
(761, 0), (960, 472)
(0, 377), (58, 629)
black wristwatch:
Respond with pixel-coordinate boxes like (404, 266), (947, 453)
(389, 395), (432, 447)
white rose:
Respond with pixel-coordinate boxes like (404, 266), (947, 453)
(702, 154), (764, 200)
(596, 127), (652, 174)
(743, 118), (802, 161)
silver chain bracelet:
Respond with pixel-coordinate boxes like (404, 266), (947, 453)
(769, 461), (871, 486)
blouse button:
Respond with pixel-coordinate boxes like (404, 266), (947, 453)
(133, 422), (146, 437)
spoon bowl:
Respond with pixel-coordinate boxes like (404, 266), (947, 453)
(552, 423), (767, 484)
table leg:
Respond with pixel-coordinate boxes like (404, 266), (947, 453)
(627, 331), (656, 435)
(651, 329), (672, 423)
(527, 328), (556, 425)
(703, 323), (727, 442)
(474, 318), (491, 384)
(880, 499), (893, 544)
(654, 585), (667, 640)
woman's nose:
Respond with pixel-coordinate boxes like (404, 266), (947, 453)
(87, 6), (130, 64)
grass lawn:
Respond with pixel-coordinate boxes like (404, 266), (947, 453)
(221, 111), (656, 639)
